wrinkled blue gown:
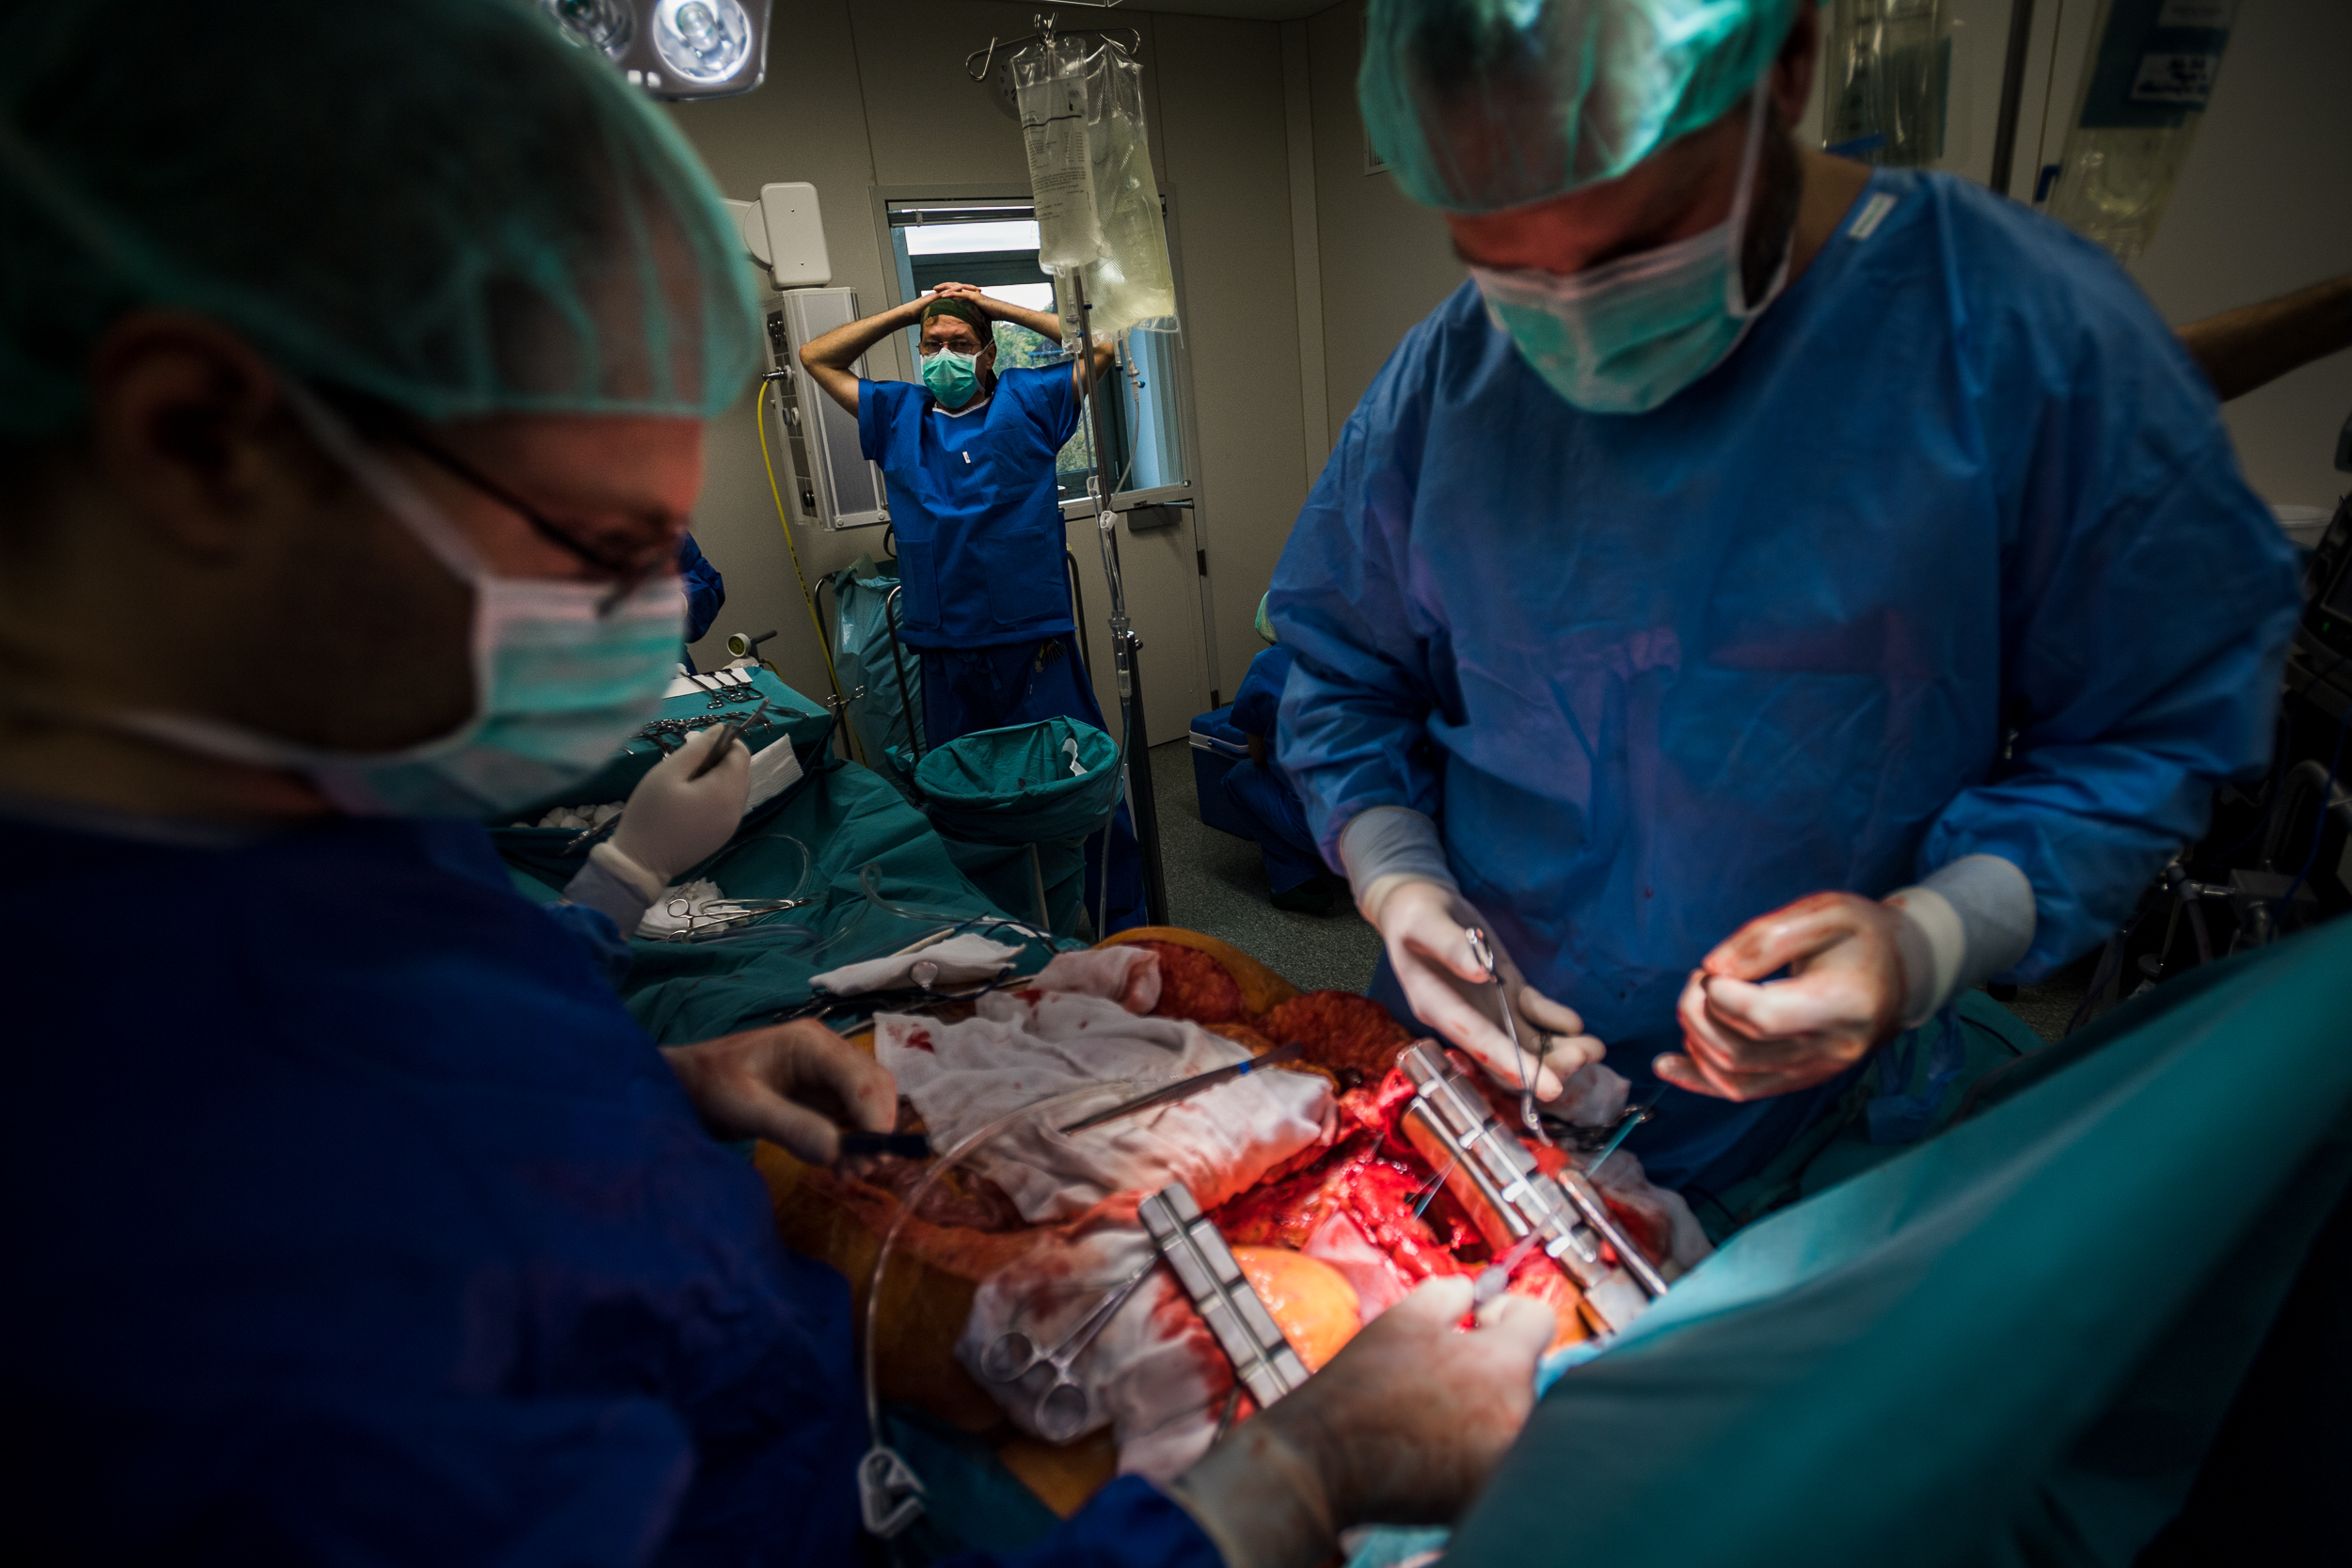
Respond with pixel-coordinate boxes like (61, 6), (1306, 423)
(1270, 169), (2303, 1191)
(0, 802), (1214, 1567)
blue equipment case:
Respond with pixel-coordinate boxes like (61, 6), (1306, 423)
(1189, 705), (1254, 839)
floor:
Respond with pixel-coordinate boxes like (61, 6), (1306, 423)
(1139, 736), (2090, 1044)
(1143, 739), (1382, 994)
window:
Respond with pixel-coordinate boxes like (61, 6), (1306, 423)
(887, 198), (1188, 504)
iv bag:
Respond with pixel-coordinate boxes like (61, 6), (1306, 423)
(2041, 0), (2237, 263)
(1081, 48), (1177, 335)
(1013, 37), (1104, 269)
(1012, 36), (1180, 338)
(1821, 0), (1951, 168)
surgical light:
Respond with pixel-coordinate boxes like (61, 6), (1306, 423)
(539, 0), (771, 100)
(653, 0), (752, 86)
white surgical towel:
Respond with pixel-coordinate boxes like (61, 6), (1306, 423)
(809, 932), (1024, 995)
(875, 987), (1334, 1224)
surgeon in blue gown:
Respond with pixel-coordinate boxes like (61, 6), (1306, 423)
(800, 285), (1148, 932)
(1271, 0), (2304, 1198)
(0, 4), (1554, 1562)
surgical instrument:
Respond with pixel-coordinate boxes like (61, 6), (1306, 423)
(1471, 1230), (1548, 1309)
(1397, 1042), (1668, 1333)
(1141, 1182), (1311, 1411)
(1058, 1042), (1305, 1134)
(837, 1132), (932, 1160)
(689, 698), (772, 779)
(1465, 927), (1549, 1145)
(979, 1259), (1162, 1441)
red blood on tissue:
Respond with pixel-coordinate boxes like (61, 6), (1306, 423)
(903, 1028), (934, 1053)
(1137, 942), (1244, 1023)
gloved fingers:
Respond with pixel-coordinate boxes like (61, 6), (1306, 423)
(1514, 985), (1585, 1040)
(1699, 972), (1867, 1045)
(1388, 1273), (1474, 1326)
(736, 1094), (852, 1165)
(1473, 1290), (1562, 1354)
(1388, 889), (1500, 987)
(788, 1027), (899, 1134)
(1392, 953), (1564, 1101)
(1666, 974), (1818, 1100)
(1515, 986), (1605, 1080)
(1699, 893), (1865, 981)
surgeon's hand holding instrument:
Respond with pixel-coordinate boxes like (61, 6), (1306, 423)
(1367, 879), (1601, 1106)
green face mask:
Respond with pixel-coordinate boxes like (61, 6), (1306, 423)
(921, 346), (982, 408)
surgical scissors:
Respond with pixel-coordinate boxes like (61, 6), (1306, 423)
(979, 1259), (1160, 1442)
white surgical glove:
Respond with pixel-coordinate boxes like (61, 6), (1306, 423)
(1340, 808), (1603, 1100)
(564, 724), (751, 929)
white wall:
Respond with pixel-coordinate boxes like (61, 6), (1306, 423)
(662, 0), (1309, 719)
(2126, 0), (2352, 511)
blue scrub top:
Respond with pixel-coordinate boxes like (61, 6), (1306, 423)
(860, 367), (1080, 650)
(0, 804), (1216, 1568)
(1270, 169), (2303, 1192)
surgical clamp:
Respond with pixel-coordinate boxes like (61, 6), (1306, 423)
(979, 1259), (1162, 1442)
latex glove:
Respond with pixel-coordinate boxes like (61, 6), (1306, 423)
(1656, 892), (1908, 1101)
(1168, 1276), (1554, 1568)
(660, 1019), (898, 1164)
(1370, 879), (1603, 1102)
(604, 722), (751, 894)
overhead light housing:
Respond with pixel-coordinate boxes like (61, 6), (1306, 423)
(540, 0), (771, 100)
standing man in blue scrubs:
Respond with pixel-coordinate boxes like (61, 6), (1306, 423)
(0, 2), (1555, 1560)
(801, 285), (1146, 930)
(1270, 0), (2304, 1199)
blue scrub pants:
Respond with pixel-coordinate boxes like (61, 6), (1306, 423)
(1219, 760), (1327, 895)
(919, 637), (1147, 934)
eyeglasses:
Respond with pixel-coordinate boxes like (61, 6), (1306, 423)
(389, 427), (675, 612)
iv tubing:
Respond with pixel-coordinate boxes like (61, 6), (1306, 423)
(756, 379), (865, 764)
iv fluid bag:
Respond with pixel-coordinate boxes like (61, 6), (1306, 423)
(1014, 38), (1104, 270)
(1012, 37), (1179, 338)
(2042, 0), (2236, 263)
(1822, 0), (1950, 168)
(1085, 49), (1178, 336)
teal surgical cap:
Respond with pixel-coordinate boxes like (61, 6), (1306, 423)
(0, 0), (760, 438)
(1360, 0), (1806, 214)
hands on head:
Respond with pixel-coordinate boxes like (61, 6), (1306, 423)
(1171, 1276), (1555, 1568)
(1657, 891), (1908, 1101)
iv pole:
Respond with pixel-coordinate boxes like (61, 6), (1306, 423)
(1071, 270), (1171, 927)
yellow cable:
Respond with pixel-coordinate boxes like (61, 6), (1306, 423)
(756, 379), (866, 765)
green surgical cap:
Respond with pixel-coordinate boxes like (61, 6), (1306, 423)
(920, 298), (993, 341)
(1360, 0), (1805, 214)
(0, 0), (761, 438)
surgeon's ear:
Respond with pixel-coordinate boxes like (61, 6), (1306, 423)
(82, 310), (330, 562)
(1768, 2), (1820, 129)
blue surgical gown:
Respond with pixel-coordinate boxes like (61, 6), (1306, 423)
(860, 368), (1079, 650)
(0, 802), (1216, 1568)
(1270, 168), (2303, 1191)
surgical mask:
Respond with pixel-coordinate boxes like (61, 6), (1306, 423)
(921, 347), (982, 408)
(1469, 89), (1792, 417)
(116, 383), (684, 818)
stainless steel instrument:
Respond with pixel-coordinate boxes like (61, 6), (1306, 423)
(1395, 1041), (1669, 1333)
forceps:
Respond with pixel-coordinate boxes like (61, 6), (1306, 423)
(980, 1259), (1160, 1441)
(1465, 927), (1549, 1145)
